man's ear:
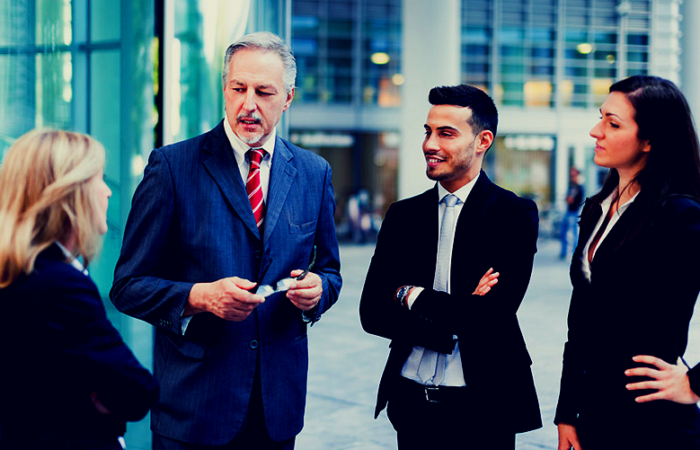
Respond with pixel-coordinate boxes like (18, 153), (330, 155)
(283, 87), (295, 112)
(475, 130), (494, 154)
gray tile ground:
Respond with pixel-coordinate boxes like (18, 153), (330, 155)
(297, 239), (700, 449)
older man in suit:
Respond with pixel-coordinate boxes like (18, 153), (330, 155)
(110, 32), (342, 449)
(360, 84), (541, 449)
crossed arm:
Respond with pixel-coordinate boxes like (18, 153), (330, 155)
(360, 195), (538, 349)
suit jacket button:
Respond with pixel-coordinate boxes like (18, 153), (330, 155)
(254, 250), (262, 260)
(249, 339), (259, 349)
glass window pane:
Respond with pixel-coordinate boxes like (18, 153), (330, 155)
(627, 51), (648, 63)
(628, 33), (649, 46)
(91, 0), (120, 42)
(35, 1), (72, 46)
(90, 50), (121, 198)
(464, 26), (490, 44)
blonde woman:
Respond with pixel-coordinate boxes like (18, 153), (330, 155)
(0, 129), (158, 450)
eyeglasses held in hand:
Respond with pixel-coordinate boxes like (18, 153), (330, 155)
(256, 246), (317, 297)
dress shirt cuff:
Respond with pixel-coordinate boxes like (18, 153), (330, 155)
(302, 310), (314, 323)
(406, 287), (424, 310)
(688, 363), (700, 397)
(180, 314), (193, 335)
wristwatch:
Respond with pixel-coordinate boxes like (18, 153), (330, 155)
(396, 285), (413, 308)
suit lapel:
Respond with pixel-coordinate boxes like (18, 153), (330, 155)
(201, 121), (261, 240)
(447, 172), (493, 290)
(590, 201), (638, 261)
(264, 137), (297, 243)
(570, 199), (599, 284)
(414, 187), (440, 287)
(577, 199), (600, 253)
(453, 172), (491, 251)
(572, 197), (638, 281)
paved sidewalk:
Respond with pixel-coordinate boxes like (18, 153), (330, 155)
(297, 239), (700, 449)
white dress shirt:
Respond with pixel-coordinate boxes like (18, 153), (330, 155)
(581, 189), (639, 283)
(401, 173), (480, 386)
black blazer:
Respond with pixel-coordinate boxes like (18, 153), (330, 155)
(555, 194), (700, 429)
(360, 172), (542, 433)
(0, 244), (158, 450)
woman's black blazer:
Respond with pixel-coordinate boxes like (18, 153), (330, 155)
(0, 243), (158, 449)
(555, 194), (700, 428)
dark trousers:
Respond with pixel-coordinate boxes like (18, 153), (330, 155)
(153, 357), (295, 450)
(387, 377), (514, 450)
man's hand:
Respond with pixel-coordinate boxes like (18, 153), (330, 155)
(472, 267), (499, 296)
(557, 423), (582, 450)
(186, 277), (265, 321)
(287, 270), (322, 311)
(625, 355), (700, 404)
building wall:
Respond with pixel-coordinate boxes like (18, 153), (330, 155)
(287, 0), (684, 238)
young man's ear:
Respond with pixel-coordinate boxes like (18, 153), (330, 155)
(475, 130), (494, 154)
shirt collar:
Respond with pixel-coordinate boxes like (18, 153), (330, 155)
(600, 187), (639, 217)
(223, 115), (277, 162)
(54, 241), (87, 273)
(437, 172), (480, 205)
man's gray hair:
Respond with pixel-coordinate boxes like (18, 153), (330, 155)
(222, 31), (297, 94)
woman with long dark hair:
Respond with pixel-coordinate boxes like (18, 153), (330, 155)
(556, 75), (700, 449)
(0, 129), (158, 449)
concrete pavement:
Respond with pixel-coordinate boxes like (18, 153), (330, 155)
(297, 239), (700, 449)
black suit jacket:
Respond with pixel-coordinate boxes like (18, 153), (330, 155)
(0, 244), (158, 449)
(360, 172), (542, 433)
(555, 194), (700, 429)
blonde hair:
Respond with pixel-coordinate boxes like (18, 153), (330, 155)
(0, 129), (106, 288)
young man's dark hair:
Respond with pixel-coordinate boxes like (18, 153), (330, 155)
(428, 84), (499, 147)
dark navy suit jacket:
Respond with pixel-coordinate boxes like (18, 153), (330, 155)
(0, 244), (158, 449)
(110, 121), (342, 445)
(360, 172), (542, 434)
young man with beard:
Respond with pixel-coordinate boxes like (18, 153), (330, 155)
(360, 84), (541, 449)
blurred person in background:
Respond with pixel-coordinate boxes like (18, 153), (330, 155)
(559, 166), (584, 260)
(0, 129), (158, 450)
(556, 75), (700, 450)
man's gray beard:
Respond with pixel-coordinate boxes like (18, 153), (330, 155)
(240, 132), (265, 146)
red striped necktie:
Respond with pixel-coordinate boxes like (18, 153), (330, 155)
(246, 148), (266, 230)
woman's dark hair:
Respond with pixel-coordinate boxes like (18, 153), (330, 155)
(583, 75), (700, 241)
